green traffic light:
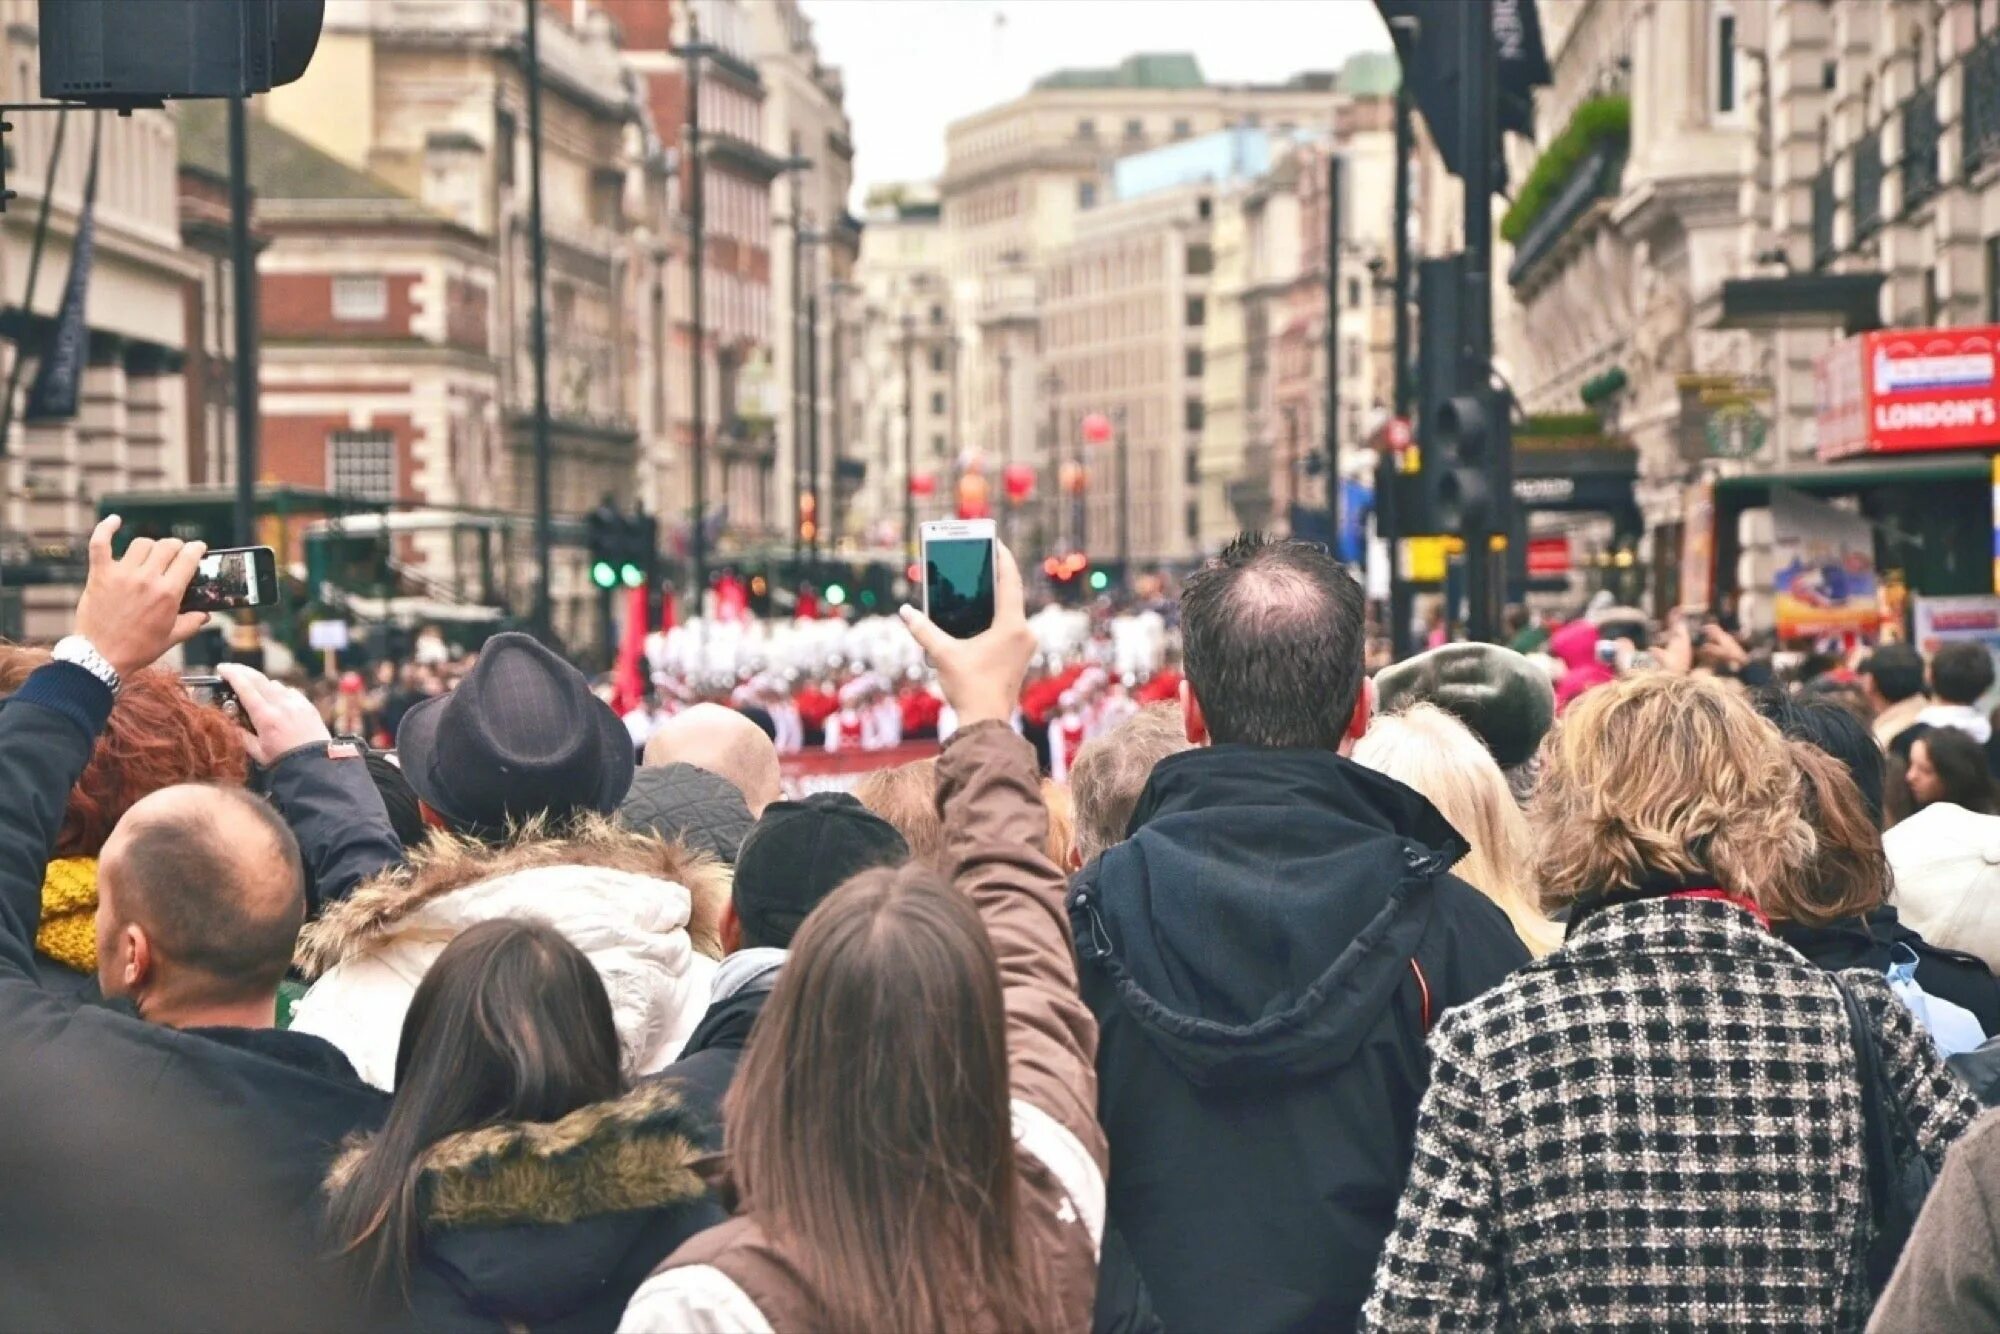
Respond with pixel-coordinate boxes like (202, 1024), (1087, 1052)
(620, 563), (645, 589)
(591, 560), (617, 589)
(858, 589), (877, 608)
(1089, 570), (1109, 591)
(826, 584), (848, 607)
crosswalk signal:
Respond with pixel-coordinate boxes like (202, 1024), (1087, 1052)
(1431, 393), (1491, 534)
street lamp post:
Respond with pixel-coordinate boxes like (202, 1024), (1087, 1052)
(681, 22), (717, 613)
(901, 313), (917, 561)
(778, 154), (812, 575)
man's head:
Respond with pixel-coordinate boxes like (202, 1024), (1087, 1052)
(1860, 644), (1926, 711)
(1930, 642), (1995, 707)
(95, 785), (305, 1026)
(1178, 533), (1369, 751)
(1069, 704), (1190, 866)
(726, 792), (910, 952)
(643, 703), (783, 816)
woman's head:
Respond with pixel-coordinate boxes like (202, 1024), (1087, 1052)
(1775, 739), (1890, 925)
(1354, 704), (1560, 956)
(1531, 673), (1816, 909)
(850, 758), (945, 867)
(327, 919), (623, 1291)
(724, 861), (1049, 1334)
(1041, 778), (1076, 870)
(1754, 690), (1886, 827)
(1907, 728), (1996, 814)
(0, 650), (249, 857)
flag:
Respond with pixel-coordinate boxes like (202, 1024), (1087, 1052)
(1375, 0), (1551, 189)
(23, 117), (101, 423)
(613, 582), (648, 715)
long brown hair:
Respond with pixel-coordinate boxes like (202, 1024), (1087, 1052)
(1778, 739), (1890, 926)
(724, 862), (1054, 1333)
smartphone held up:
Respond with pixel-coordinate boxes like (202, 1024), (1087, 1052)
(920, 519), (997, 640)
(180, 546), (278, 613)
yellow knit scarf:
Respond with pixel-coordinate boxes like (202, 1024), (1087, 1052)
(38, 856), (98, 973)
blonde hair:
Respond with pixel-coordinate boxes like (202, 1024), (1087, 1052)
(851, 759), (946, 869)
(1530, 673), (1816, 910)
(1068, 705), (1189, 864)
(1355, 704), (1562, 956)
(1041, 779), (1076, 868)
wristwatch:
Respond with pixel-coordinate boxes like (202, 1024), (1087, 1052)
(51, 635), (121, 697)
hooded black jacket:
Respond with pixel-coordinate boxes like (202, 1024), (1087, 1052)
(652, 947), (784, 1148)
(1776, 903), (2000, 1035)
(1068, 745), (1529, 1334)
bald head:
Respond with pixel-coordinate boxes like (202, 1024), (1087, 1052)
(96, 785), (305, 1012)
(643, 703), (783, 815)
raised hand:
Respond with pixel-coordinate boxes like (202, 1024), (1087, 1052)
(74, 515), (210, 678)
(216, 663), (334, 767)
(900, 542), (1035, 729)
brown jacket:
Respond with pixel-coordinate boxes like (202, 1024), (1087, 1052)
(1869, 1108), (2000, 1332)
(616, 722), (1107, 1333)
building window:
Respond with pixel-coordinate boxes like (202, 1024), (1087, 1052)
(1347, 339), (1364, 376)
(930, 303), (946, 326)
(332, 275), (388, 322)
(929, 346), (946, 372)
(1078, 180), (1098, 210)
(1346, 277), (1362, 307)
(1185, 348), (1204, 378)
(1185, 450), (1200, 485)
(1184, 398), (1205, 430)
(1185, 243), (1214, 275)
(1715, 11), (1737, 114)
(932, 433), (947, 455)
(1124, 118), (1144, 142)
(327, 430), (396, 502)
(1077, 118), (1097, 141)
(1987, 239), (2000, 321)
(1172, 118), (1193, 140)
(931, 390), (947, 416)
(1185, 296), (1205, 326)
(1926, 264), (1943, 325)
(1186, 501), (1200, 540)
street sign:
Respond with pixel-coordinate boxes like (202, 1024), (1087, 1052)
(308, 619), (350, 652)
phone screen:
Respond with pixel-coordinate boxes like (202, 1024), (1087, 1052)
(183, 548), (270, 611)
(925, 537), (996, 639)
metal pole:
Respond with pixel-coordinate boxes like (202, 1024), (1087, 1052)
(1115, 404), (1130, 591)
(688, 31), (709, 610)
(805, 286), (820, 573)
(901, 316), (915, 560)
(1390, 79), (1416, 659)
(998, 348), (1013, 549)
(228, 98), (260, 550)
(1324, 152), (1343, 546)
(827, 287), (844, 557)
(1461, 0), (1498, 642)
(789, 176), (803, 573)
(524, 1), (555, 640)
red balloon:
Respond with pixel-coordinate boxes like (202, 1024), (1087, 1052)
(1002, 463), (1036, 502)
(957, 472), (991, 519)
(1081, 411), (1114, 446)
(909, 471), (937, 497)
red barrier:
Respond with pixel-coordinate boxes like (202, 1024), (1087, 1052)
(781, 739), (943, 795)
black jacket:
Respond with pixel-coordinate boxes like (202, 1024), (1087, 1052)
(1776, 903), (2000, 1035)
(0, 664), (391, 1331)
(1068, 745), (1529, 1334)
(339, 1081), (724, 1332)
(255, 740), (405, 913)
(652, 948), (783, 1148)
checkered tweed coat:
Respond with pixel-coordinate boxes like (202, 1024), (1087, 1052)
(1360, 895), (1980, 1332)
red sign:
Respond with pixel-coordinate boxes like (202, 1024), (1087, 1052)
(1817, 325), (2000, 460)
(1526, 535), (1571, 577)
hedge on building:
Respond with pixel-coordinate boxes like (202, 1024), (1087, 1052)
(1499, 94), (1632, 245)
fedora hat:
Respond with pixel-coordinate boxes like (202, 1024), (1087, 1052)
(396, 632), (635, 834)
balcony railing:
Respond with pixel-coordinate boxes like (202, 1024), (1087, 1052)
(1903, 83), (1942, 209)
(1968, 30), (2000, 176)
(1811, 167), (1836, 269)
(1852, 128), (1884, 239)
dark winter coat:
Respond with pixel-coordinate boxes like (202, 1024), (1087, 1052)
(1361, 895), (1981, 1332)
(617, 763), (756, 865)
(255, 738), (408, 913)
(1068, 745), (1530, 1334)
(650, 947), (782, 1148)
(327, 1081), (723, 1332)
(0, 664), (391, 1331)
(1778, 903), (2000, 1036)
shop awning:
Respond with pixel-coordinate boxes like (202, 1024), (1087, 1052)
(1714, 454), (1989, 496)
(1710, 273), (1885, 334)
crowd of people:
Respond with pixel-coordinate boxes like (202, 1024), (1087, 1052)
(12, 515), (2000, 1331)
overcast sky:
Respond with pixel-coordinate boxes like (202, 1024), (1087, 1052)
(802, 0), (1393, 202)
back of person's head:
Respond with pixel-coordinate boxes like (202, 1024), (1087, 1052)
(0, 652), (250, 858)
(731, 792), (910, 950)
(1932, 642), (1996, 706)
(725, 862), (1054, 1334)
(364, 751), (428, 852)
(94, 784), (305, 1018)
(1779, 739), (1890, 925)
(642, 703), (783, 815)
(851, 758), (945, 867)
(1753, 690), (1886, 827)
(326, 918), (622, 1294)
(1068, 704), (1189, 864)
(1353, 704), (1561, 956)
(1910, 726), (1998, 815)
(1179, 533), (1367, 750)
(1860, 644), (1926, 706)
(1041, 779), (1076, 869)
(1531, 673), (1814, 912)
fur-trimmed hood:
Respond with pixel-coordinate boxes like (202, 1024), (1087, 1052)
(328, 1081), (724, 1325)
(289, 817), (728, 1092)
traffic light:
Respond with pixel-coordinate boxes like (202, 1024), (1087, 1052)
(587, 500), (620, 590)
(1044, 551), (1089, 604)
(621, 507), (658, 590)
(41, 0), (326, 103)
(825, 583), (848, 608)
(1430, 393), (1491, 534)
(1088, 569), (1110, 593)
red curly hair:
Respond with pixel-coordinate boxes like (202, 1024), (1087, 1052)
(0, 647), (250, 857)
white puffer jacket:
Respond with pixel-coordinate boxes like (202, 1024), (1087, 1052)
(290, 818), (728, 1092)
